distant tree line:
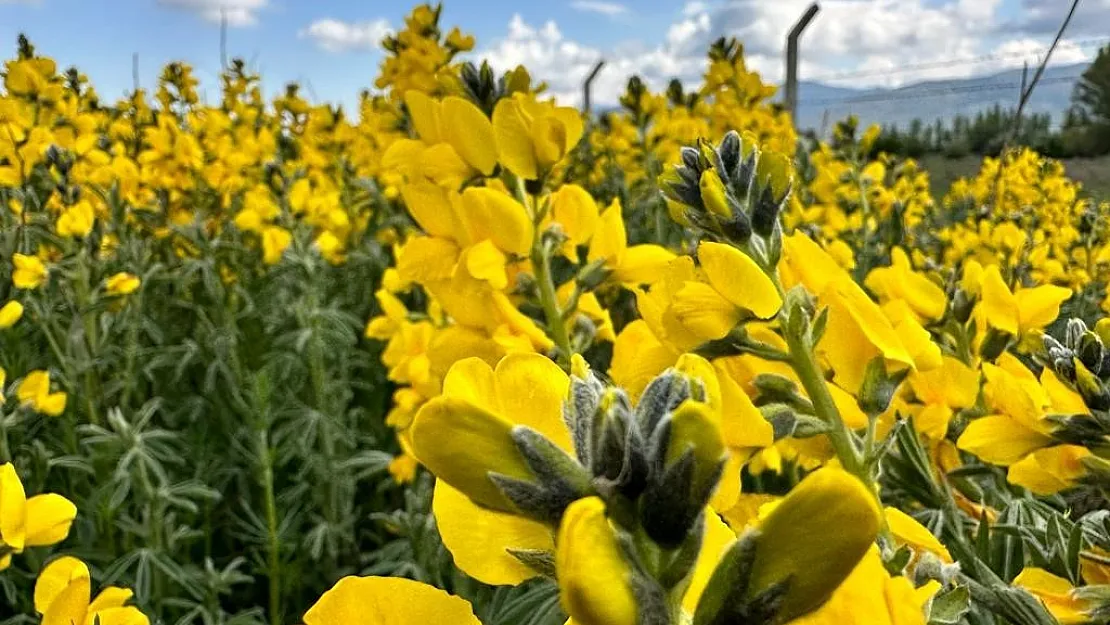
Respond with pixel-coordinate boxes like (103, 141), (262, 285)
(871, 44), (1110, 160)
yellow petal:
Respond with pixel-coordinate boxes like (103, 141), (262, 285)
(464, 240), (509, 289)
(716, 363), (774, 449)
(682, 510), (737, 613)
(587, 199), (626, 265)
(957, 416), (1053, 465)
(1015, 284), (1072, 332)
(1007, 445), (1090, 495)
(403, 90), (442, 144)
(979, 265), (1019, 335)
(400, 183), (463, 241)
(0, 463), (27, 551)
(610, 321), (678, 401)
(747, 467), (881, 622)
(883, 507), (952, 563)
(24, 494), (77, 546)
(614, 245), (677, 287)
(551, 107), (584, 155)
(17, 370), (50, 405)
(550, 184), (599, 246)
(1014, 568), (1091, 625)
(36, 556), (90, 617)
(0, 300), (23, 329)
(304, 575), (480, 625)
(86, 606), (149, 625)
(87, 587), (134, 613)
(671, 282), (741, 341)
(556, 497), (638, 625)
(493, 96), (538, 180)
(441, 96), (497, 175)
(493, 353), (573, 452)
(433, 481), (552, 585)
(698, 242), (782, 318)
(460, 187), (533, 256)
(780, 232), (847, 296)
(410, 396), (533, 512)
(396, 236), (459, 285)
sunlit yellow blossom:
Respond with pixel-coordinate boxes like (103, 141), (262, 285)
(104, 272), (141, 296)
(0, 300), (23, 328)
(1014, 568), (1092, 625)
(12, 253), (47, 289)
(34, 556), (149, 625)
(305, 576), (481, 625)
(493, 93), (584, 180)
(0, 463), (77, 571)
(16, 370), (68, 416)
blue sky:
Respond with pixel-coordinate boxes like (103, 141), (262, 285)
(1, 0), (1106, 110)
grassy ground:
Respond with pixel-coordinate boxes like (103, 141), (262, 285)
(920, 154), (1110, 201)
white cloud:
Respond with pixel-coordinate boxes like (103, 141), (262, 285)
(474, 0), (1099, 109)
(569, 1), (628, 17)
(300, 18), (393, 53)
(156, 0), (267, 27)
(475, 12), (719, 107)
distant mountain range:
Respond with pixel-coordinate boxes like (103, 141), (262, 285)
(795, 63), (1087, 133)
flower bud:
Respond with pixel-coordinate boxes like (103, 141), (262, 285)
(700, 169), (734, 221)
(556, 497), (639, 625)
(744, 468), (881, 622)
(640, 401), (726, 547)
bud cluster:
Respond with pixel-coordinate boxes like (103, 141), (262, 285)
(658, 131), (792, 265)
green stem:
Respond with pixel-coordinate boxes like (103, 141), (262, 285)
(0, 412), (11, 464)
(513, 174), (575, 369)
(532, 241), (574, 369)
(782, 324), (867, 482)
(257, 428), (281, 625)
(74, 253), (101, 427)
(119, 292), (143, 411)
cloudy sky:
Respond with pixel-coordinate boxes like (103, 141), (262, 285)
(1, 0), (1106, 111)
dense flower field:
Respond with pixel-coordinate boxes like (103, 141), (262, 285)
(2, 4), (1110, 625)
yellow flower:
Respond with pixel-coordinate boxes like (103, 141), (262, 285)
(883, 507), (952, 563)
(304, 576), (480, 625)
(587, 198), (676, 287)
(16, 370), (68, 416)
(493, 93), (584, 180)
(978, 263), (1071, 338)
(791, 546), (937, 625)
(864, 248), (946, 322)
(958, 354), (1089, 493)
(0, 300), (23, 328)
(1013, 568), (1092, 625)
(0, 463), (77, 570)
(669, 241), (782, 341)
(556, 497), (638, 625)
(104, 272), (140, 296)
(55, 200), (96, 239)
(411, 354), (573, 513)
(12, 253), (47, 290)
(403, 90), (497, 177)
(745, 467), (882, 622)
(34, 556), (149, 625)
(904, 356), (980, 440)
(387, 453), (419, 484)
(261, 226), (292, 265)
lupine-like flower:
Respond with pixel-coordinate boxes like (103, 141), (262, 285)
(15, 370), (67, 416)
(0, 300), (23, 328)
(34, 556), (149, 625)
(0, 463), (77, 570)
(104, 272), (140, 296)
(12, 253), (47, 290)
